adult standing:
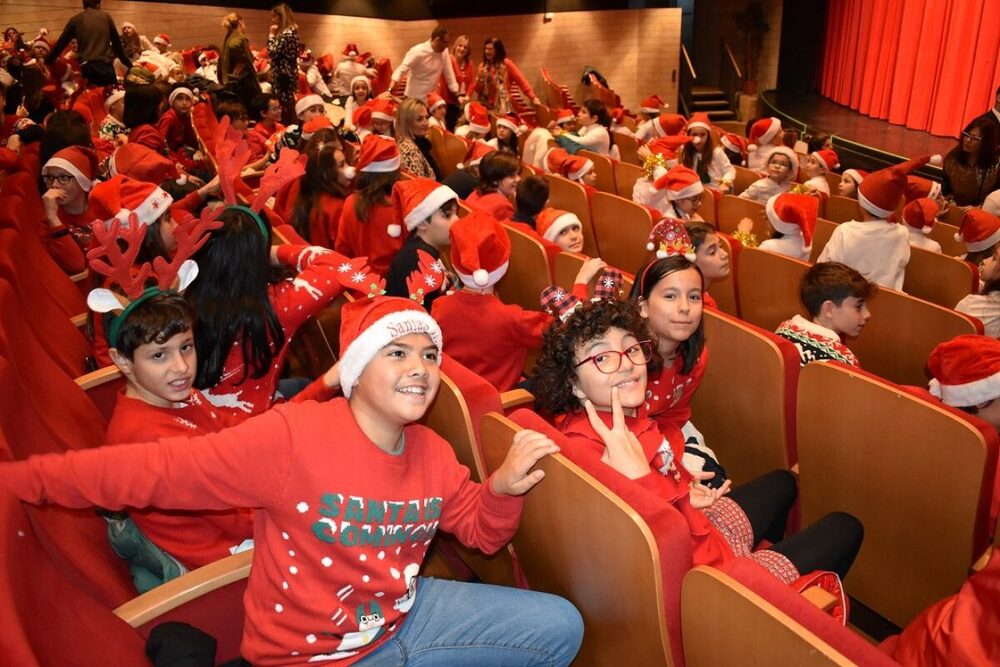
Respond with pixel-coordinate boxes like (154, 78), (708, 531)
(389, 26), (464, 104)
(472, 37), (541, 115)
(219, 13), (260, 113)
(46, 0), (131, 86)
(267, 3), (301, 124)
(440, 34), (474, 131)
(942, 117), (1000, 207)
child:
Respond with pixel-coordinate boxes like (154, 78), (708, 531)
(759, 192), (819, 261)
(248, 93), (285, 158)
(928, 335), (1000, 430)
(335, 135), (404, 274)
(837, 168), (866, 198)
(454, 101), (490, 142)
(719, 132), (748, 168)
(801, 149), (839, 196)
(442, 141), (492, 200)
(295, 92), (327, 125)
(654, 164), (706, 222)
(817, 156), (935, 289)
(344, 75), (373, 129)
(955, 208), (1000, 264)
(156, 85), (198, 155)
(289, 137), (353, 248)
(40, 145), (99, 265)
(426, 91), (447, 129)
(746, 117), (784, 172)
(680, 113), (735, 193)
(553, 99), (613, 157)
(636, 112), (686, 143)
(546, 147), (597, 191)
(385, 178), (459, 310)
(956, 244), (1000, 338)
(369, 97), (396, 138)
(0, 286), (585, 665)
(775, 261), (873, 367)
(901, 198), (943, 253)
(632, 93), (662, 141)
(97, 85), (128, 145)
(195, 49), (219, 83)
(123, 84), (168, 154)
(511, 174), (549, 229)
(739, 146), (798, 204)
(684, 221), (731, 309)
(531, 296), (864, 586)
(488, 112), (521, 154)
(464, 150), (520, 221)
(536, 208), (585, 253)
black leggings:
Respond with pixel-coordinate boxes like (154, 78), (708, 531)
(728, 470), (864, 580)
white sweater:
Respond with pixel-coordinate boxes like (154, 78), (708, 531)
(817, 219), (911, 290)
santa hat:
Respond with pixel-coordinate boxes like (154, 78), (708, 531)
(370, 97), (397, 122)
(357, 135), (400, 174)
(546, 147), (592, 181)
(294, 93), (325, 118)
(43, 146), (99, 192)
(646, 218), (696, 260)
(646, 135), (692, 163)
(858, 154), (942, 219)
(652, 113), (687, 138)
(343, 43), (360, 57)
(449, 212), (511, 289)
(353, 102), (373, 129)
(427, 92), (445, 112)
(747, 117), (782, 152)
(463, 102), (490, 134)
(640, 94), (663, 115)
(153, 34), (171, 47)
(904, 175), (942, 204)
(32, 36), (51, 54)
(301, 116), (333, 140)
(197, 50), (218, 65)
(392, 178), (458, 231)
(537, 208), (582, 244)
(720, 132), (748, 166)
(109, 144), (179, 184)
(768, 145), (800, 178)
(555, 109), (575, 126)
(928, 335), (1000, 407)
(842, 168), (867, 187)
(338, 297), (442, 399)
(766, 193), (818, 251)
(686, 113), (712, 134)
(955, 209), (1000, 253)
(460, 141), (494, 169)
(811, 149), (840, 173)
(901, 198), (939, 235)
(654, 165), (704, 201)
(167, 86), (194, 106)
(103, 84), (125, 111)
(496, 112), (525, 135)
(90, 174), (173, 229)
(349, 75), (371, 93)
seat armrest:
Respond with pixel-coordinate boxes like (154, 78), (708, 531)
(70, 270), (88, 283)
(76, 365), (123, 390)
(500, 389), (534, 410)
(800, 585), (838, 613)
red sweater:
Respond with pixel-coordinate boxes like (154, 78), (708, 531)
(129, 123), (168, 154)
(106, 390), (254, 569)
(248, 121), (284, 160)
(464, 190), (514, 221)
(308, 193), (346, 248)
(202, 245), (354, 420)
(156, 108), (198, 153)
(640, 347), (708, 440)
(335, 198), (405, 276)
(0, 399), (523, 666)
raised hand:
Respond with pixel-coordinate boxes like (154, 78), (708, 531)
(491, 429), (560, 496)
(585, 387), (649, 480)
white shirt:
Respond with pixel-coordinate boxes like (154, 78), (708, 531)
(739, 176), (791, 204)
(194, 63), (218, 83)
(747, 144), (776, 172)
(956, 291), (1000, 338)
(565, 123), (611, 155)
(391, 40), (459, 100)
(817, 219), (911, 290)
(305, 64), (332, 98)
(804, 174), (830, 196)
(760, 234), (810, 261)
(690, 146), (736, 188)
(332, 58), (373, 97)
(635, 119), (656, 143)
(907, 229), (942, 253)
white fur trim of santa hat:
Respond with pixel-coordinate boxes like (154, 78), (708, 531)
(106, 186), (173, 229)
(371, 108), (395, 122)
(540, 212), (581, 243)
(664, 178), (704, 201)
(295, 94), (325, 118)
(455, 260), (510, 289)
(686, 118), (711, 133)
(842, 169), (865, 186)
(958, 225), (1000, 253)
(350, 75), (371, 92)
(43, 157), (94, 191)
(496, 116), (522, 135)
(168, 87), (194, 105)
(765, 194), (802, 239)
(339, 309), (443, 399)
(403, 184), (458, 231)
(361, 154), (401, 174)
(464, 104), (490, 134)
(857, 189), (895, 220)
(929, 371), (1000, 407)
(103, 88), (126, 111)
(748, 117), (782, 152)
(153, 34), (171, 46)
(566, 158), (593, 182)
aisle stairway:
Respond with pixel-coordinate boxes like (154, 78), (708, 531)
(691, 86), (736, 121)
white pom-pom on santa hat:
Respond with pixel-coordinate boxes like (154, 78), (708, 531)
(387, 223), (402, 238)
(450, 211), (512, 290)
(473, 269), (489, 287)
(929, 154), (943, 167)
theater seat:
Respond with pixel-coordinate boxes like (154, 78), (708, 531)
(718, 195), (768, 240)
(824, 196), (863, 224)
(902, 246), (977, 309)
(614, 160), (645, 197)
(711, 232), (740, 317)
(808, 218), (839, 262)
(589, 191), (654, 274)
(578, 149), (616, 194)
(496, 223), (551, 311)
(544, 173), (599, 256)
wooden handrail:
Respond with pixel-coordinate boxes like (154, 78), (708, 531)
(681, 44), (697, 80)
(723, 40), (742, 79)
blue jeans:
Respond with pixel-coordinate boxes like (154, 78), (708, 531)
(357, 577), (583, 666)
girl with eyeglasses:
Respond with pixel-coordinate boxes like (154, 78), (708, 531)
(531, 295), (865, 589)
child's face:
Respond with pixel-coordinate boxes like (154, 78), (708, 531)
(109, 98), (125, 120)
(826, 296), (871, 338)
(555, 222), (584, 253)
(114, 329), (196, 408)
(431, 105), (446, 121)
(673, 192), (703, 216)
(767, 154), (793, 183)
(497, 125), (513, 141)
(577, 107), (596, 127)
(372, 118), (392, 136)
(581, 169), (598, 187)
(42, 167), (86, 205)
(498, 173), (520, 199)
(351, 332), (441, 427)
(639, 267), (703, 347)
(572, 326), (648, 411)
(352, 81), (369, 100)
(263, 99), (282, 124)
(688, 127), (710, 149)
(694, 233), (730, 281)
(301, 104), (325, 122)
(172, 93), (193, 116)
(420, 203), (458, 248)
(157, 212), (178, 254)
(561, 119), (580, 133)
(803, 155), (824, 178)
(838, 174), (858, 198)
(979, 249), (1000, 284)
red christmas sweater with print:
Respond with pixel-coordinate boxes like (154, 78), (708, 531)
(334, 198), (405, 276)
(200, 244), (355, 420)
(0, 398), (523, 666)
(105, 389), (254, 568)
(639, 347), (708, 453)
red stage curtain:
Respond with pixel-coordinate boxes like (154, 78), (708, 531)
(820, 0), (1000, 138)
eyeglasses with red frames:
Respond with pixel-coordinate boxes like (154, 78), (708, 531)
(574, 340), (654, 374)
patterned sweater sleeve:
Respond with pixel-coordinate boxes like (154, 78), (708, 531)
(271, 244), (355, 331)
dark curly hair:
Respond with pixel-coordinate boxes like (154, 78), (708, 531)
(532, 299), (652, 416)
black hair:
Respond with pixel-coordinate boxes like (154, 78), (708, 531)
(431, 25), (449, 42)
(629, 256), (706, 376)
(111, 292), (193, 359)
(476, 151), (519, 195)
(123, 85), (163, 129)
(482, 37), (506, 64)
(951, 117), (1000, 170)
(582, 99), (611, 129)
(251, 92), (281, 121)
(214, 98), (248, 123)
(532, 299), (652, 416)
(185, 206), (286, 387)
(685, 221), (716, 252)
(807, 132), (832, 154)
(800, 261), (874, 318)
(39, 110), (93, 167)
(353, 169), (399, 222)
(515, 175), (550, 219)
(680, 130), (715, 182)
(494, 125), (519, 155)
(83, 0), (101, 9)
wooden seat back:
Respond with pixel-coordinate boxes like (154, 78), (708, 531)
(797, 362), (996, 625)
(614, 161), (645, 199)
(615, 132), (642, 165)
(579, 149), (616, 194)
(824, 196), (863, 223)
(926, 221), (969, 257)
(544, 173), (599, 256)
(736, 247), (810, 331)
(710, 233), (740, 317)
(732, 166), (761, 196)
(439, 131), (469, 179)
(553, 252), (634, 295)
(713, 121), (747, 136)
(902, 247), (977, 308)
(696, 189), (719, 226)
(939, 204), (967, 227)
(589, 192), (655, 275)
(495, 223), (551, 311)
(808, 218), (839, 262)
(718, 195), (768, 239)
(824, 172), (842, 195)
(535, 103), (555, 128)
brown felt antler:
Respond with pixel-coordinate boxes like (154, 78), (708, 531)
(151, 204), (225, 290)
(87, 215), (153, 300)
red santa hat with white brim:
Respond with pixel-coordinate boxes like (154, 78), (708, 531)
(537, 208), (581, 244)
(765, 193), (818, 250)
(955, 208), (1000, 253)
(858, 154), (942, 219)
(685, 113), (712, 134)
(555, 109), (575, 126)
(652, 113), (687, 138)
(460, 141), (494, 170)
(350, 75), (371, 93)
(747, 117), (782, 152)
(928, 335), (1000, 407)
(464, 102), (490, 134)
(654, 165), (704, 201)
(301, 116), (334, 140)
(904, 175), (942, 204)
(640, 94), (663, 115)
(357, 135), (401, 174)
(842, 168), (867, 186)
(89, 174), (173, 229)
(43, 146), (99, 192)
(719, 132), (748, 166)
(768, 145), (800, 178)
(646, 217), (696, 260)
(496, 113), (525, 136)
(370, 98), (397, 122)
(392, 178), (458, 231)
(295, 93), (325, 118)
(902, 198), (938, 235)
(338, 296), (443, 399)
(168, 87), (194, 106)
(811, 149), (840, 173)
(153, 33), (171, 47)
(427, 92), (445, 111)
(110, 144), (182, 185)
(103, 85), (126, 112)
(449, 211), (511, 289)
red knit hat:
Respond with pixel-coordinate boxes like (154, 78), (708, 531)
(537, 208), (582, 244)
(955, 209), (1000, 253)
(747, 117), (782, 152)
(301, 116), (334, 140)
(766, 193), (819, 250)
(103, 84), (125, 112)
(356, 135), (400, 174)
(858, 155), (942, 218)
(43, 146), (99, 192)
(427, 92), (446, 112)
(640, 94), (664, 115)
(294, 93), (325, 118)
(654, 165), (704, 201)
(338, 297), (442, 399)
(720, 132), (748, 166)
(392, 178), (458, 231)
(110, 144), (179, 184)
(90, 174), (173, 229)
(555, 109), (575, 125)
(653, 113), (687, 138)
(463, 102), (490, 134)
(449, 212), (511, 289)
(646, 218), (696, 260)
(811, 149), (840, 173)
(928, 335), (1000, 407)
(904, 175), (942, 203)
(370, 97), (397, 122)
(686, 112), (712, 133)
(902, 198), (939, 235)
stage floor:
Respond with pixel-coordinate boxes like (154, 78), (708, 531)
(761, 90), (956, 169)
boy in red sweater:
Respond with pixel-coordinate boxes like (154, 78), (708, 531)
(0, 285), (584, 665)
(156, 85), (198, 155)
